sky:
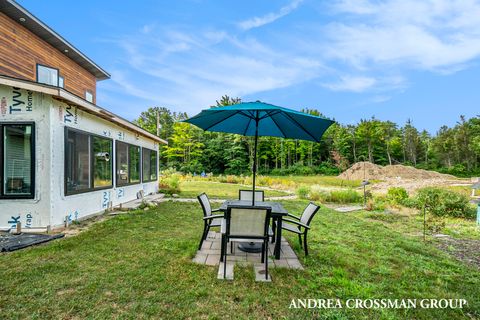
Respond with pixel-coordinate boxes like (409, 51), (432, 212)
(17, 0), (480, 133)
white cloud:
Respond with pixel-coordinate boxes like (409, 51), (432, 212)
(238, 0), (303, 31)
(322, 75), (376, 92)
(326, 0), (480, 72)
(104, 28), (325, 115)
(99, 0), (480, 119)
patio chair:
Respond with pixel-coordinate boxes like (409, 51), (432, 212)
(239, 189), (264, 202)
(281, 202), (320, 256)
(197, 193), (223, 250)
(221, 205), (272, 280)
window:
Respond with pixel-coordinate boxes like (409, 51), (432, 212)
(129, 145), (141, 183)
(116, 142), (141, 186)
(65, 130), (90, 194)
(0, 123), (35, 199)
(59, 76), (64, 88)
(85, 90), (93, 103)
(37, 64), (58, 86)
(142, 148), (158, 182)
(116, 142), (129, 186)
(65, 128), (113, 195)
(93, 137), (112, 188)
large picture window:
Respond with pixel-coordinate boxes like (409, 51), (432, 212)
(142, 148), (158, 182)
(93, 137), (113, 188)
(65, 128), (112, 195)
(0, 123), (35, 198)
(116, 142), (141, 186)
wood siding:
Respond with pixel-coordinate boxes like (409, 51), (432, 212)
(0, 13), (96, 103)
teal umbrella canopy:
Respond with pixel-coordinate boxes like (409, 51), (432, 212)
(183, 101), (335, 204)
(183, 101), (334, 142)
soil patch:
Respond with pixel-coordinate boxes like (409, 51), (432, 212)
(433, 236), (480, 269)
(339, 162), (455, 181)
(339, 162), (463, 193)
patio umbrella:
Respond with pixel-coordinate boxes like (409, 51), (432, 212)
(183, 101), (335, 205)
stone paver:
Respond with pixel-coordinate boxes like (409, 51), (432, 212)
(253, 264), (272, 282)
(217, 262), (234, 280)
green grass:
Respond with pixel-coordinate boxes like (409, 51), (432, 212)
(358, 208), (480, 241)
(1, 200), (479, 319)
(268, 175), (365, 188)
(178, 180), (290, 199)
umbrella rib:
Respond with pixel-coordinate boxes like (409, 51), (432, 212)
(283, 112), (320, 142)
(269, 113), (288, 138)
(259, 110), (280, 120)
(239, 111), (256, 119)
(243, 117), (252, 136)
(203, 111), (241, 131)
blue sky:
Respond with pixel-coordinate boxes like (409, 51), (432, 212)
(18, 0), (480, 133)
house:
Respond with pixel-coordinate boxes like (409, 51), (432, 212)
(0, 0), (167, 230)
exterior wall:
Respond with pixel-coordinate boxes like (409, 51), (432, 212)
(50, 99), (159, 228)
(0, 84), (51, 230)
(0, 84), (159, 229)
(0, 13), (97, 102)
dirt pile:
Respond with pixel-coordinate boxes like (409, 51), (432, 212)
(339, 162), (456, 181)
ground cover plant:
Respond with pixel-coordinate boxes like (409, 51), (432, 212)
(1, 197), (479, 319)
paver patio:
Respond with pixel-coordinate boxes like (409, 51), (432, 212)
(192, 231), (304, 273)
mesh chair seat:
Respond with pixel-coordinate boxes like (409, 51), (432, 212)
(221, 205), (271, 280)
(239, 190), (265, 202)
(282, 222), (302, 234)
(281, 202), (320, 256)
(197, 193), (223, 251)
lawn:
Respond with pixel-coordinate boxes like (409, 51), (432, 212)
(267, 175), (365, 188)
(0, 199), (479, 319)
(178, 180), (291, 199)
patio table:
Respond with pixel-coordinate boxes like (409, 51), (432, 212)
(219, 200), (288, 260)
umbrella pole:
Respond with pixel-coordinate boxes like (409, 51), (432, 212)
(252, 113), (259, 206)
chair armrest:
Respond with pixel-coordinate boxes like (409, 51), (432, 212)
(283, 218), (310, 229)
(220, 219), (226, 234)
(212, 208), (222, 212)
(286, 213), (301, 220)
(203, 214), (224, 221)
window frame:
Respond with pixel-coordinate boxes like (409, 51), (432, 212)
(115, 141), (142, 187)
(64, 127), (113, 196)
(142, 148), (158, 183)
(85, 90), (93, 103)
(58, 75), (65, 88)
(0, 122), (36, 199)
(36, 63), (59, 87)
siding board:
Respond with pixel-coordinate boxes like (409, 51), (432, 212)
(0, 13), (97, 102)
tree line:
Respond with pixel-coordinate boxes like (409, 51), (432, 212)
(134, 96), (480, 177)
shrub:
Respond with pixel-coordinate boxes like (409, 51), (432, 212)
(159, 174), (181, 195)
(386, 187), (409, 205)
(309, 185), (329, 202)
(296, 186), (310, 199)
(415, 187), (476, 218)
(328, 189), (362, 204)
(314, 162), (340, 175)
(366, 195), (387, 211)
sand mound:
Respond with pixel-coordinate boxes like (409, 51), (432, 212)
(339, 162), (456, 181)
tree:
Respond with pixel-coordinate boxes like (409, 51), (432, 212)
(356, 118), (382, 163)
(164, 122), (204, 169)
(403, 119), (420, 165)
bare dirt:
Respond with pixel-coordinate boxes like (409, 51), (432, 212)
(339, 162), (467, 194)
(434, 236), (480, 270)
